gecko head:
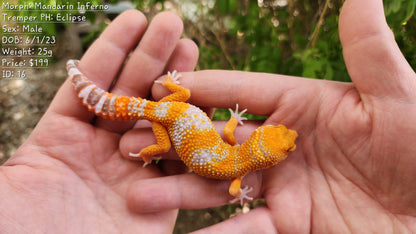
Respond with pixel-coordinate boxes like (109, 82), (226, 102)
(247, 124), (298, 168)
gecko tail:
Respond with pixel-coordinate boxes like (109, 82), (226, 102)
(66, 60), (146, 120)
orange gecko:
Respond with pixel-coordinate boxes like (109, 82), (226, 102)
(66, 59), (298, 205)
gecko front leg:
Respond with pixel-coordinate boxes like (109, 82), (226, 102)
(229, 177), (254, 205)
(223, 104), (247, 146)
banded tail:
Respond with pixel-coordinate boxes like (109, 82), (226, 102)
(66, 60), (150, 120)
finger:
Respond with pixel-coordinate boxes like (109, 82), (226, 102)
(150, 38), (201, 101)
(126, 172), (261, 213)
(151, 38), (217, 117)
(164, 38), (199, 73)
(119, 120), (260, 161)
(339, 0), (416, 98)
(192, 207), (275, 234)
(95, 12), (184, 132)
(152, 70), (323, 127)
(49, 10), (147, 120)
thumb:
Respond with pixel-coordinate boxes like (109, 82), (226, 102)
(339, 0), (416, 99)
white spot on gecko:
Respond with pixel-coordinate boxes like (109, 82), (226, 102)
(170, 106), (214, 149)
(191, 144), (225, 165)
(155, 102), (170, 118)
(129, 99), (147, 117)
(191, 148), (219, 165)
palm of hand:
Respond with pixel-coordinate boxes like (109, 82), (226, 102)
(262, 80), (416, 232)
(6, 115), (173, 233)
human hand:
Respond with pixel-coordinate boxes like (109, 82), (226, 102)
(125, 0), (416, 232)
(0, 10), (198, 233)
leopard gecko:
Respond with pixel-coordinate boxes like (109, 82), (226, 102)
(66, 59), (298, 205)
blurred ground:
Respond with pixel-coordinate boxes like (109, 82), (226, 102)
(0, 65), (67, 164)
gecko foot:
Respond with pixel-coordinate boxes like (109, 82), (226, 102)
(128, 152), (162, 167)
(167, 70), (181, 84)
(228, 104), (247, 125)
(230, 186), (254, 206)
(155, 70), (181, 85)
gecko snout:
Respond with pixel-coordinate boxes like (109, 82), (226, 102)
(257, 124), (298, 161)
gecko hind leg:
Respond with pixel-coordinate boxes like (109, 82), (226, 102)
(223, 104), (247, 146)
(155, 71), (190, 103)
(129, 122), (171, 167)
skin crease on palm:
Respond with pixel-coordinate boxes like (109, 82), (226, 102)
(1, 0), (416, 233)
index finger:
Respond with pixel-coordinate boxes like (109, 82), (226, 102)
(49, 10), (147, 120)
(152, 70), (321, 122)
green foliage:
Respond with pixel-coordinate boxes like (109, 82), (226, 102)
(216, 0), (237, 13)
(384, 0), (416, 71)
(190, 0), (349, 81)
(385, 0), (416, 24)
(195, 0), (344, 80)
(193, 0), (415, 82)
(213, 108), (267, 122)
(129, 0), (166, 10)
